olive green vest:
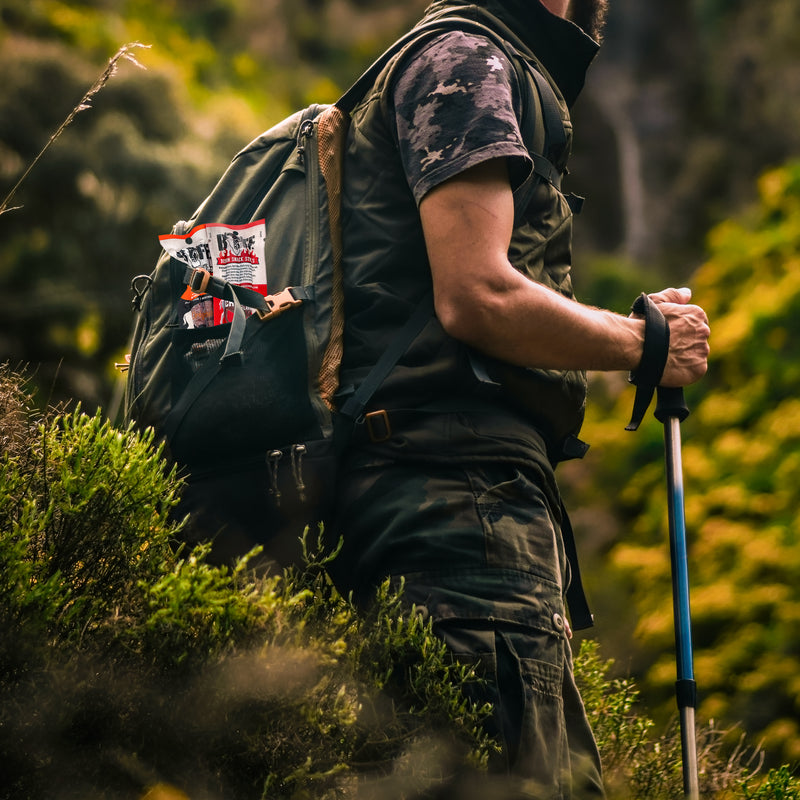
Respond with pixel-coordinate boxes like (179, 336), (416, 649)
(339, 1), (597, 458)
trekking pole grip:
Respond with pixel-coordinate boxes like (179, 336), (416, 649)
(655, 386), (690, 424)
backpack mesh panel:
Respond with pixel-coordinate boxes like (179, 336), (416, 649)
(316, 105), (348, 412)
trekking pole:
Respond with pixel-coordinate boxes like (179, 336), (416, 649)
(625, 292), (700, 800)
(655, 386), (699, 800)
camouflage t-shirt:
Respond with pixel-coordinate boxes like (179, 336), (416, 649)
(390, 31), (533, 204)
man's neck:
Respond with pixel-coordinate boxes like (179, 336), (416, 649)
(539, 0), (569, 19)
(422, 0), (600, 106)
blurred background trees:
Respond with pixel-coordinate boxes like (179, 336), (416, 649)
(3, 0), (800, 406)
(564, 158), (800, 766)
(2, 0), (800, 773)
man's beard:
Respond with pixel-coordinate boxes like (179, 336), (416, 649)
(568, 0), (609, 42)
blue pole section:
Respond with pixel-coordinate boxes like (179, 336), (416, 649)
(665, 418), (694, 685)
(656, 388), (699, 800)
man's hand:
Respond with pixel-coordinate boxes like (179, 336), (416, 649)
(646, 288), (710, 388)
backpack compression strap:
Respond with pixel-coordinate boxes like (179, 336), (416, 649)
(183, 265), (313, 356)
(334, 291), (436, 448)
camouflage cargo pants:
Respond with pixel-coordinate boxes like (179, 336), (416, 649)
(331, 411), (604, 799)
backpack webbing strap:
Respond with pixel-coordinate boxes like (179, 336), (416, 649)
(183, 265), (311, 315)
(335, 292), (436, 447)
(183, 276), (253, 365)
(162, 319), (245, 446)
(183, 264), (313, 349)
(530, 153), (563, 191)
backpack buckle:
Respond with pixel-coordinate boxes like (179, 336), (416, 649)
(256, 288), (304, 321)
(365, 409), (392, 443)
(187, 267), (212, 294)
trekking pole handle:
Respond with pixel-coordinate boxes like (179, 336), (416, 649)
(655, 386), (690, 424)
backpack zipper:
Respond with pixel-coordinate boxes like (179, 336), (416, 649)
(299, 119), (320, 287)
(296, 118), (315, 164)
(236, 111), (316, 225)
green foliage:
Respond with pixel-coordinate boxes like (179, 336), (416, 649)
(575, 638), (800, 800)
(347, 576), (498, 770)
(0, 32), (251, 408)
(741, 766), (800, 800)
(4, 366), (800, 798)
(0, 367), (496, 797)
(575, 639), (655, 788)
(737, 765), (800, 800)
(0, 365), (182, 649)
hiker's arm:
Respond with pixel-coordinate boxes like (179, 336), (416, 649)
(419, 158), (710, 387)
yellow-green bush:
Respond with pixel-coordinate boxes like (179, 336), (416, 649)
(572, 160), (800, 767)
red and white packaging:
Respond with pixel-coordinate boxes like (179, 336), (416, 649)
(159, 220), (268, 328)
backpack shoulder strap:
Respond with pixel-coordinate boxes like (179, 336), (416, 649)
(336, 17), (496, 113)
(337, 15), (567, 191)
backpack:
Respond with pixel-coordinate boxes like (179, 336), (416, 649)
(124, 98), (339, 564)
(123, 17), (569, 567)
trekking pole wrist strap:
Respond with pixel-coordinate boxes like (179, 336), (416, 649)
(625, 292), (670, 432)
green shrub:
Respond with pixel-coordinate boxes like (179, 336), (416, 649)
(0, 373), (182, 653)
(0, 366), (495, 798)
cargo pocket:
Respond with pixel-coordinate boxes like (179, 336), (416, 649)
(469, 465), (566, 587)
(431, 613), (568, 793)
(494, 628), (567, 791)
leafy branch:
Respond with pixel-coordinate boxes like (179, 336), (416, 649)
(0, 41), (150, 217)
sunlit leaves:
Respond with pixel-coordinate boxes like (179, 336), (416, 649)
(576, 159), (800, 765)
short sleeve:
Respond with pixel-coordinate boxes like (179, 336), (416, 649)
(391, 31), (533, 205)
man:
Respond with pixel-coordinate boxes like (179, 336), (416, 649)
(331, 0), (710, 796)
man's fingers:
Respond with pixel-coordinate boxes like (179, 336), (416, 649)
(629, 288), (692, 319)
(663, 302), (710, 336)
(649, 286), (692, 305)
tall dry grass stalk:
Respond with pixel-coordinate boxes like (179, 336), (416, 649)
(0, 41), (150, 217)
